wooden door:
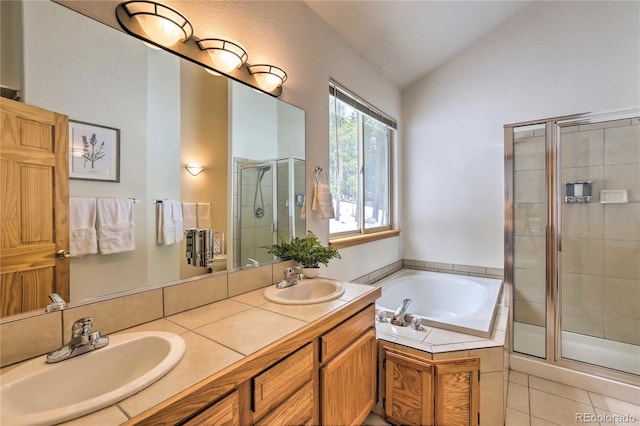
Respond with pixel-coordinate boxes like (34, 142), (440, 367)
(321, 329), (377, 426)
(384, 346), (434, 426)
(433, 357), (480, 426)
(1, 97), (69, 316)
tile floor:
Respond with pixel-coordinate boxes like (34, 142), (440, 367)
(363, 370), (640, 426)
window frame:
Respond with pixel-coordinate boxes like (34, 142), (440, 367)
(328, 80), (397, 245)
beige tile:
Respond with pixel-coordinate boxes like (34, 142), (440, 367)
(0, 312), (62, 367)
(530, 416), (561, 426)
(113, 318), (188, 335)
(194, 308), (306, 355)
(529, 388), (595, 425)
(59, 406), (128, 426)
(507, 382), (530, 414)
(562, 203), (604, 239)
(339, 282), (376, 301)
(480, 372), (504, 426)
(580, 119), (632, 132)
(230, 287), (269, 306)
(514, 236), (546, 269)
(589, 393), (640, 418)
(605, 163), (640, 202)
(506, 407), (531, 426)
(454, 264), (486, 275)
(604, 203), (640, 241)
(605, 125), (640, 165)
(423, 260), (454, 270)
(486, 267), (505, 278)
(228, 264), (273, 296)
(604, 314), (640, 345)
(514, 299), (545, 327)
(515, 170), (546, 204)
(167, 299), (252, 330)
(259, 298), (347, 322)
(604, 240), (640, 280)
(560, 128), (604, 168)
(528, 376), (591, 405)
(163, 273), (228, 316)
(561, 238), (604, 276)
(403, 259), (425, 268)
(470, 347), (503, 373)
(514, 136), (545, 171)
(509, 370), (529, 386)
(605, 277), (640, 319)
(62, 290), (163, 341)
(423, 327), (483, 346)
(514, 267), (546, 304)
(561, 273), (604, 337)
(431, 348), (470, 360)
(515, 202), (546, 237)
(118, 331), (243, 418)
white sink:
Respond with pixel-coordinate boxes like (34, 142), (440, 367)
(264, 278), (345, 304)
(0, 331), (186, 426)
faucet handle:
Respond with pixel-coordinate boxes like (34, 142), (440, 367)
(72, 317), (94, 337)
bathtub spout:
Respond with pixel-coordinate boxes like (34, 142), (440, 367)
(390, 298), (412, 326)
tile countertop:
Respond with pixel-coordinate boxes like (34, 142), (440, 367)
(55, 282), (379, 426)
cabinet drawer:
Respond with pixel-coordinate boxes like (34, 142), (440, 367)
(252, 343), (313, 419)
(320, 304), (374, 362)
(255, 380), (313, 426)
(182, 390), (239, 426)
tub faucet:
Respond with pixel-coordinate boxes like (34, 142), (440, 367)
(246, 257), (260, 267)
(390, 298), (412, 326)
(276, 266), (303, 289)
(46, 317), (109, 363)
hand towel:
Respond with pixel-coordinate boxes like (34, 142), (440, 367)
(197, 203), (212, 229)
(171, 199), (184, 243)
(182, 203), (197, 229)
(312, 183), (336, 219)
(69, 197), (97, 257)
(157, 199), (175, 245)
(96, 198), (135, 254)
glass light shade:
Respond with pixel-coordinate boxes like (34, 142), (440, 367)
(248, 65), (287, 92)
(209, 50), (242, 73)
(197, 39), (248, 74)
(134, 14), (185, 46)
(120, 2), (192, 47)
(185, 164), (204, 176)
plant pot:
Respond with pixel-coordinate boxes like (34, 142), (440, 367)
(302, 267), (320, 279)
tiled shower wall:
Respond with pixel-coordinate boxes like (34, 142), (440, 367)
(560, 118), (640, 345)
(513, 118), (640, 347)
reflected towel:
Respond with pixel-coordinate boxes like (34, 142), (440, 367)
(197, 203), (212, 229)
(312, 183), (335, 219)
(96, 198), (135, 254)
(182, 203), (197, 229)
(157, 199), (184, 245)
(69, 197), (97, 257)
(171, 200), (184, 243)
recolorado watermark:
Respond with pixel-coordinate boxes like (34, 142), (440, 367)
(576, 412), (637, 423)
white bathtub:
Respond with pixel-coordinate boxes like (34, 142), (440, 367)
(375, 269), (503, 338)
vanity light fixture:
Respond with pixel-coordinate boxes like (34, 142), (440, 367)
(185, 164), (205, 176)
(197, 38), (248, 73)
(117, 1), (193, 47)
(248, 64), (288, 92)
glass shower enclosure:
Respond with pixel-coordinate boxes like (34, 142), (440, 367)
(505, 109), (639, 383)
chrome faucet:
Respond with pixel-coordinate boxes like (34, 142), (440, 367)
(246, 257), (260, 267)
(45, 293), (67, 312)
(46, 317), (109, 363)
(390, 298), (412, 326)
(276, 266), (303, 289)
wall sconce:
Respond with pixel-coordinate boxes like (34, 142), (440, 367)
(185, 164), (205, 176)
(117, 1), (193, 47)
(248, 64), (288, 92)
(197, 38), (248, 73)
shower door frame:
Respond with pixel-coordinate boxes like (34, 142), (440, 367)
(505, 108), (640, 386)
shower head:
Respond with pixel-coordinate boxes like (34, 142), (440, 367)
(260, 165), (272, 171)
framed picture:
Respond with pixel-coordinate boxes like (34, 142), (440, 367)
(69, 120), (120, 182)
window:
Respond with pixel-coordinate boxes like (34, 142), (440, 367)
(329, 81), (396, 238)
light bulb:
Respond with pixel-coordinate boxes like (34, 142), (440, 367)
(135, 15), (183, 47)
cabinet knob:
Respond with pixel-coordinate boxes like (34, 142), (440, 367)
(56, 249), (71, 259)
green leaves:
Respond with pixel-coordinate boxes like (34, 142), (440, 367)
(265, 231), (340, 268)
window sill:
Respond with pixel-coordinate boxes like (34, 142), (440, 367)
(329, 229), (400, 250)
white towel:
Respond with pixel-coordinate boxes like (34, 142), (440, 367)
(312, 183), (336, 219)
(96, 198), (135, 254)
(157, 199), (185, 245)
(197, 203), (212, 229)
(69, 197), (97, 257)
(171, 200), (184, 243)
(182, 203), (197, 229)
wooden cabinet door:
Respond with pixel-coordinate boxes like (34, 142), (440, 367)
(384, 347), (434, 426)
(182, 391), (239, 426)
(0, 98), (69, 316)
(434, 357), (480, 426)
(321, 328), (376, 426)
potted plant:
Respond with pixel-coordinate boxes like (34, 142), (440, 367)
(266, 231), (340, 278)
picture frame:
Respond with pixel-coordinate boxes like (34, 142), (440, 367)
(69, 120), (120, 182)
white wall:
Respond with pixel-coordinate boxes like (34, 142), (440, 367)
(402, 1), (640, 269)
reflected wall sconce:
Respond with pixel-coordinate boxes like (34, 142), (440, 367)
(117, 1), (193, 47)
(185, 164), (205, 176)
(197, 38), (248, 73)
(248, 65), (288, 92)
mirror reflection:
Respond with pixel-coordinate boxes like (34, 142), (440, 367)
(1, 0), (305, 316)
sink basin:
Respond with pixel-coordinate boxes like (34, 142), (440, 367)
(264, 278), (345, 304)
(0, 331), (186, 426)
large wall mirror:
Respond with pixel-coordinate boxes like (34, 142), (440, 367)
(0, 1), (305, 317)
